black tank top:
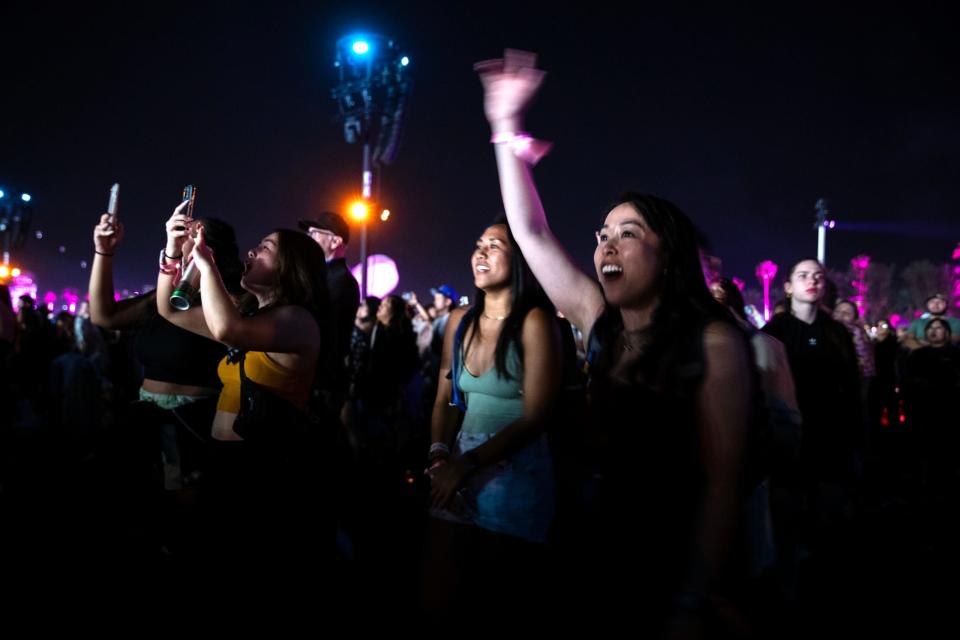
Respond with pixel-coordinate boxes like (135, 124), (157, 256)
(132, 311), (226, 389)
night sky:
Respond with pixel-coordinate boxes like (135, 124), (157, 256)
(3, 1), (959, 300)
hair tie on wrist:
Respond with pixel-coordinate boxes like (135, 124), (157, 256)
(490, 131), (552, 165)
(158, 249), (181, 275)
(95, 250), (114, 257)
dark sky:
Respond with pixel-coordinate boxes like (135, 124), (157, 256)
(3, 1), (959, 299)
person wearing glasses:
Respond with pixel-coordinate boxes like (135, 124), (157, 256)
(301, 212), (360, 414)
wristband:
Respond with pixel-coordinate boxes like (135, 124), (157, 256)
(158, 249), (181, 275)
(490, 131), (552, 165)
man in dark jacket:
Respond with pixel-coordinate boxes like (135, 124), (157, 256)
(300, 212), (360, 411)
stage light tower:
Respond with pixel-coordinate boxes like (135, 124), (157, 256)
(332, 33), (411, 297)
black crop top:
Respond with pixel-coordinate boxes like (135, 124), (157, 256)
(132, 311), (227, 389)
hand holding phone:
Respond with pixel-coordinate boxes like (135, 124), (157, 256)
(174, 185), (197, 232)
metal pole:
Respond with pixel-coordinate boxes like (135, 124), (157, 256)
(360, 141), (372, 298)
(815, 198), (828, 265)
(817, 226), (826, 265)
(1, 204), (10, 265)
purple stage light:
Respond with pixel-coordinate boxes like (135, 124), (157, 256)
(351, 254), (399, 299)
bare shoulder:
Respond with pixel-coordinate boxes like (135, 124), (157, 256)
(266, 304), (321, 337)
(702, 320), (750, 371)
(449, 306), (470, 326)
(522, 306), (553, 326)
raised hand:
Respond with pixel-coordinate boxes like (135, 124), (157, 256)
(164, 200), (194, 259)
(190, 223), (216, 270)
(93, 213), (125, 254)
(474, 49), (546, 133)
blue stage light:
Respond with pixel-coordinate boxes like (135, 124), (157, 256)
(21, 193), (31, 202)
(352, 40), (370, 55)
(401, 56), (409, 66)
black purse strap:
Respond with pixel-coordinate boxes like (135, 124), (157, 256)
(237, 350), (248, 382)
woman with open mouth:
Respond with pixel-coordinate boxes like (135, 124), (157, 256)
(155, 199), (334, 588)
(475, 49), (763, 633)
(423, 215), (563, 617)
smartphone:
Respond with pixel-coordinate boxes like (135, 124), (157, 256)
(175, 184), (197, 232)
(107, 183), (120, 218)
(182, 184), (197, 219)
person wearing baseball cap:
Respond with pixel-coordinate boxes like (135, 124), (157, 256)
(428, 283), (459, 358)
(300, 212), (360, 410)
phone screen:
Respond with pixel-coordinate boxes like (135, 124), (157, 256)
(182, 184), (197, 219)
(107, 183), (119, 217)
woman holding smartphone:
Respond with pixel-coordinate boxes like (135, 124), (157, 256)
(155, 199), (333, 580)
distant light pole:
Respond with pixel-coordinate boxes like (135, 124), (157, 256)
(331, 34), (411, 297)
(814, 198), (836, 266)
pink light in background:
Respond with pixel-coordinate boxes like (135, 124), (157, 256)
(755, 260), (778, 321)
(850, 254), (871, 318)
(850, 255), (871, 271)
(351, 254), (400, 299)
(952, 243), (960, 308)
(732, 277), (745, 291)
(61, 289), (80, 316)
(9, 275), (39, 309)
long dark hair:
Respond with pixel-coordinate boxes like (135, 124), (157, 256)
(198, 217), (245, 296)
(267, 228), (331, 328)
(714, 277), (748, 322)
(592, 193), (733, 390)
(379, 295), (414, 335)
(461, 217), (553, 380)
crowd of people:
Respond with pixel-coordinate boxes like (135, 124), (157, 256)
(2, 50), (958, 633)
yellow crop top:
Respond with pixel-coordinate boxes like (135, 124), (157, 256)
(216, 351), (313, 414)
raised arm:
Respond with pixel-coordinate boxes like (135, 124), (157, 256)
(477, 50), (606, 338)
(155, 201), (216, 339)
(430, 307), (562, 507)
(88, 213), (153, 329)
(190, 226), (320, 355)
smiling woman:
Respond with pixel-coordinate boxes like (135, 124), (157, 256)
(476, 49), (765, 630)
(424, 216), (564, 615)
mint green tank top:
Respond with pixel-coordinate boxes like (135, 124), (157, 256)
(458, 342), (524, 435)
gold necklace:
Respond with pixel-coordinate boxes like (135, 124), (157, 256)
(482, 313), (506, 321)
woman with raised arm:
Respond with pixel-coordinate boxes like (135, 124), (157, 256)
(476, 50), (760, 632)
(89, 208), (244, 554)
(155, 200), (332, 579)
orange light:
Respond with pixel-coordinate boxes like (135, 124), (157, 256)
(11, 268), (21, 277)
(350, 201), (369, 221)
(0, 266), (9, 279)
(380, 209), (391, 221)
